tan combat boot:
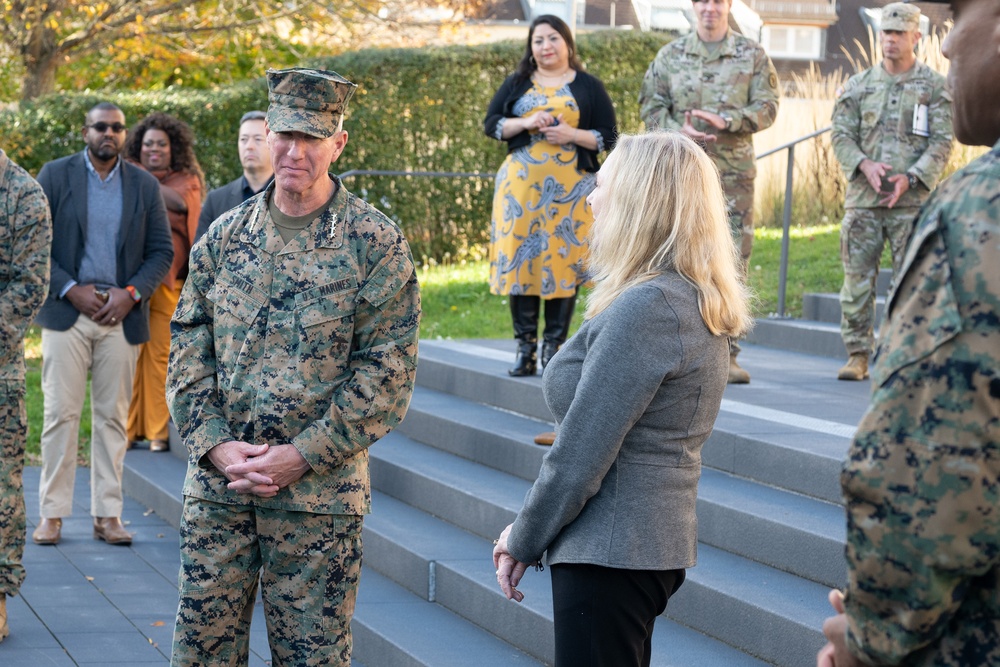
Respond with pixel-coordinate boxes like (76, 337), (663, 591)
(838, 353), (869, 381)
(728, 355), (750, 384)
(1, 593), (9, 643)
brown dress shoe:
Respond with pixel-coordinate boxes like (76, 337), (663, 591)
(533, 431), (556, 446)
(93, 517), (133, 545)
(149, 439), (169, 452)
(1, 593), (9, 643)
(32, 518), (62, 545)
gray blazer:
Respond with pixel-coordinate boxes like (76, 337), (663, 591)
(35, 151), (173, 345)
(507, 271), (729, 570)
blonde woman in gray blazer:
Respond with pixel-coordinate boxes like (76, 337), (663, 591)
(493, 131), (753, 667)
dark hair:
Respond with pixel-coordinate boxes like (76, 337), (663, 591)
(239, 110), (266, 125)
(123, 112), (205, 191)
(515, 15), (584, 79)
(85, 102), (124, 124)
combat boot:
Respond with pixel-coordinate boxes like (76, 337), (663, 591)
(837, 353), (869, 381)
(727, 354), (750, 384)
(1, 593), (9, 643)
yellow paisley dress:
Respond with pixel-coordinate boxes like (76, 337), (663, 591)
(488, 81), (596, 298)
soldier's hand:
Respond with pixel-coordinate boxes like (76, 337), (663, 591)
(690, 109), (727, 130)
(207, 441), (271, 483)
(818, 589), (862, 667)
(682, 111), (718, 144)
(879, 174), (909, 208)
(859, 159), (892, 194)
(65, 284), (107, 319)
(225, 444), (311, 496)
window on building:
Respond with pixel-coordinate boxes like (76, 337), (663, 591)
(761, 25), (825, 60)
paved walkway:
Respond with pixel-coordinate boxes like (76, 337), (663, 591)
(2, 467), (273, 666)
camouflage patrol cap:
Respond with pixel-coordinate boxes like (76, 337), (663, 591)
(881, 2), (920, 31)
(266, 68), (358, 138)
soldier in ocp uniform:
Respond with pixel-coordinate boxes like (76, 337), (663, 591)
(638, 0), (780, 384)
(0, 149), (51, 642)
(831, 2), (953, 381)
(817, 0), (1000, 663)
(168, 68), (420, 666)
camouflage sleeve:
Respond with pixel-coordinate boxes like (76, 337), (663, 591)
(167, 221), (237, 461)
(841, 160), (1000, 664)
(909, 79), (954, 190)
(729, 47), (780, 134)
(638, 47), (683, 132)
(0, 163), (52, 372)
(831, 77), (868, 180)
(290, 231), (421, 475)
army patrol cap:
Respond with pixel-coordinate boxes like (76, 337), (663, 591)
(266, 67), (358, 138)
(881, 3), (921, 30)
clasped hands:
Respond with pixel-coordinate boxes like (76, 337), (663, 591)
(66, 284), (134, 326)
(522, 111), (579, 145)
(859, 158), (910, 208)
(208, 440), (311, 498)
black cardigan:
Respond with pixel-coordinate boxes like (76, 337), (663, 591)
(483, 70), (617, 173)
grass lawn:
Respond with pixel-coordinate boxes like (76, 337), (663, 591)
(22, 222), (876, 464)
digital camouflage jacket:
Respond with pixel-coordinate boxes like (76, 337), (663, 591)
(842, 139), (1000, 665)
(168, 176), (420, 515)
(638, 29), (780, 179)
(832, 61), (953, 209)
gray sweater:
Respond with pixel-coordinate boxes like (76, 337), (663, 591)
(507, 271), (729, 570)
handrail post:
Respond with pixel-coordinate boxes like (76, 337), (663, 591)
(777, 143), (795, 318)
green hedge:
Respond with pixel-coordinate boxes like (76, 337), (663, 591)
(1, 31), (671, 262)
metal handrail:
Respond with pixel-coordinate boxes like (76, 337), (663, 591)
(339, 125), (834, 319)
(755, 125), (832, 317)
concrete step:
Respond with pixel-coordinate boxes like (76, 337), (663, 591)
(744, 317), (847, 359)
(354, 570), (543, 666)
(398, 386), (549, 483)
(122, 447), (186, 530)
(802, 292), (886, 325)
(366, 492), (773, 666)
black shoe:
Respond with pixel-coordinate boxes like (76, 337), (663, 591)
(509, 341), (537, 376)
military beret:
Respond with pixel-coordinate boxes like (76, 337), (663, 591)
(266, 68), (358, 139)
(881, 2), (921, 30)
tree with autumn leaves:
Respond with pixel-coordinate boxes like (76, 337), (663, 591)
(0, 0), (479, 101)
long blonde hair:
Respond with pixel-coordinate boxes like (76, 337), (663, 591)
(585, 132), (753, 337)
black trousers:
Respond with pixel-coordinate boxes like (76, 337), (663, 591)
(551, 563), (685, 667)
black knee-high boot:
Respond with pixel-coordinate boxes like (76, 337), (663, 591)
(541, 295), (577, 370)
(509, 295), (539, 376)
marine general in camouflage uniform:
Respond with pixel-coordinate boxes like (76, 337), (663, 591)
(167, 68), (420, 667)
(638, 0), (780, 384)
(831, 2), (953, 382)
(817, 0), (1000, 663)
(0, 149), (51, 643)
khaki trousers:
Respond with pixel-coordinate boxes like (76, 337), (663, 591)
(39, 317), (139, 518)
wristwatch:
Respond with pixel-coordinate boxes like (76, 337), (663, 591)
(907, 173), (919, 190)
(125, 285), (142, 303)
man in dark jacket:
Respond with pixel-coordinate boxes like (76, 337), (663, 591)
(32, 102), (173, 547)
(195, 110), (273, 241)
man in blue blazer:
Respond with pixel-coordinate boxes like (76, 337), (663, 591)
(32, 102), (173, 546)
(194, 110), (273, 242)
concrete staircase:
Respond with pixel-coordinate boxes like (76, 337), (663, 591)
(122, 284), (882, 666)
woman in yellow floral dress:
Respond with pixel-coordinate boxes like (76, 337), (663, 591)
(484, 14), (617, 376)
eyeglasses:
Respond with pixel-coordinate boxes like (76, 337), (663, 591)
(87, 122), (127, 133)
